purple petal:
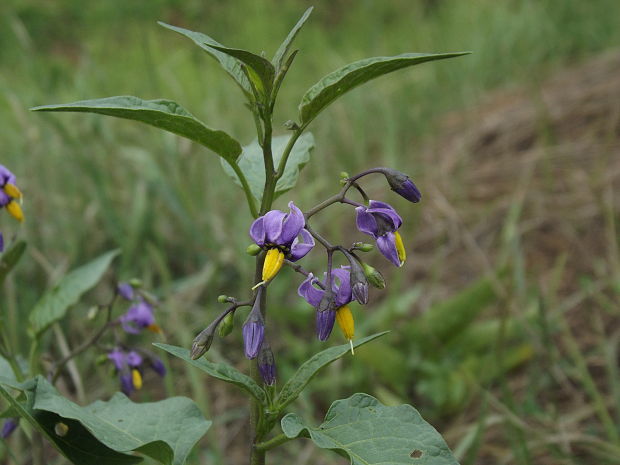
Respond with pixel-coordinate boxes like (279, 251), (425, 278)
(0, 191), (10, 207)
(263, 210), (287, 244)
(249, 216), (266, 246)
(126, 351), (143, 368)
(279, 202), (305, 245)
(356, 207), (379, 237)
(0, 165), (16, 186)
(0, 232), (4, 253)
(120, 301), (155, 333)
(257, 343), (277, 386)
(242, 320), (264, 359)
(108, 348), (127, 371)
(316, 310), (336, 341)
(298, 273), (324, 308)
(120, 372), (134, 396)
(289, 228), (314, 261)
(376, 232), (402, 267)
(367, 202), (402, 230)
(117, 283), (134, 301)
(331, 267), (353, 307)
(150, 358), (166, 377)
(1, 419), (18, 439)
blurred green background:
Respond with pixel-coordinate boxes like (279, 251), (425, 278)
(2, 0), (620, 463)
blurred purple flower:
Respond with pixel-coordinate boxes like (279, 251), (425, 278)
(119, 300), (161, 334)
(117, 282), (135, 301)
(150, 357), (166, 377)
(355, 200), (405, 267)
(1, 418), (18, 439)
(107, 348), (145, 396)
(0, 164), (23, 222)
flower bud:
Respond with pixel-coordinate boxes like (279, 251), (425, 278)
(129, 278), (143, 288)
(217, 294), (229, 304)
(362, 263), (386, 289)
(218, 311), (235, 337)
(242, 294), (265, 359)
(353, 242), (374, 252)
(246, 243), (262, 256)
(382, 168), (421, 203)
(117, 282), (135, 301)
(150, 357), (167, 377)
(1, 419), (18, 439)
(190, 325), (216, 360)
(257, 341), (277, 386)
(343, 252), (369, 305)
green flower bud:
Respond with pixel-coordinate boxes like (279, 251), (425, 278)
(353, 242), (374, 252)
(129, 278), (143, 288)
(217, 295), (229, 304)
(218, 312), (235, 337)
(362, 263), (386, 290)
(246, 244), (262, 256)
(340, 171), (350, 179)
(191, 325), (216, 360)
(95, 354), (109, 366)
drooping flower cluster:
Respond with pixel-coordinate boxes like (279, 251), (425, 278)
(0, 164), (24, 252)
(191, 167), (421, 386)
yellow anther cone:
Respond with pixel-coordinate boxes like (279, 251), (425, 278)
(132, 369), (143, 389)
(262, 248), (284, 282)
(6, 201), (24, 222)
(336, 305), (355, 354)
(4, 183), (22, 199)
(394, 231), (406, 266)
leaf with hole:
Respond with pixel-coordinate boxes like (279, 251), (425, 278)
(299, 51), (470, 125)
(31, 97), (242, 162)
(28, 250), (119, 336)
(221, 132), (315, 203)
(281, 393), (459, 465)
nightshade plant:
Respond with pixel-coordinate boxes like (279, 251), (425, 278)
(1, 6), (471, 465)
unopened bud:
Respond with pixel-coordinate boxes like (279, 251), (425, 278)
(362, 263), (386, 289)
(246, 244), (262, 256)
(257, 340), (277, 386)
(343, 251), (369, 305)
(340, 171), (350, 179)
(218, 312), (235, 337)
(382, 168), (421, 203)
(284, 120), (300, 130)
(243, 289), (265, 359)
(129, 278), (143, 288)
(353, 242), (374, 252)
(217, 295), (229, 304)
(190, 325), (216, 360)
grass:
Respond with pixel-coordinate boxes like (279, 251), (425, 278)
(1, 0), (620, 463)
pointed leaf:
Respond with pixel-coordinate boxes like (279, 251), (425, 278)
(0, 240), (26, 286)
(221, 132), (315, 203)
(158, 22), (252, 96)
(154, 343), (268, 407)
(29, 250), (120, 336)
(31, 97), (241, 162)
(272, 7), (313, 71)
(0, 377), (142, 464)
(299, 52), (470, 125)
(205, 44), (275, 97)
(275, 331), (389, 410)
(281, 393), (459, 465)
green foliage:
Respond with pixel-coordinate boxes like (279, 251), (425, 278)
(282, 393), (459, 465)
(154, 343), (268, 406)
(0, 240), (26, 286)
(275, 331), (389, 411)
(272, 7), (314, 71)
(298, 52), (470, 126)
(31, 97), (242, 162)
(28, 250), (119, 336)
(221, 132), (315, 202)
(0, 376), (210, 465)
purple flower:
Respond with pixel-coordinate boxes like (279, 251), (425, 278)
(0, 164), (23, 222)
(382, 168), (421, 203)
(242, 310), (265, 360)
(150, 357), (166, 377)
(249, 201), (314, 261)
(107, 348), (144, 395)
(1, 418), (18, 439)
(117, 282), (135, 301)
(257, 341), (277, 386)
(298, 267), (355, 341)
(355, 200), (406, 267)
(119, 300), (160, 334)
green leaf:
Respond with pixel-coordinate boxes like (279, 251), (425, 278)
(204, 44), (275, 98)
(0, 240), (26, 286)
(299, 51), (470, 125)
(154, 343), (267, 407)
(221, 132), (315, 203)
(275, 331), (389, 411)
(272, 7), (313, 71)
(29, 250), (119, 336)
(281, 393), (459, 465)
(31, 96), (242, 162)
(158, 22), (252, 96)
(0, 377), (141, 464)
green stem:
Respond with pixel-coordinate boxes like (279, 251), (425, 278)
(259, 117), (275, 215)
(275, 126), (305, 180)
(229, 161), (259, 218)
(255, 432), (292, 451)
